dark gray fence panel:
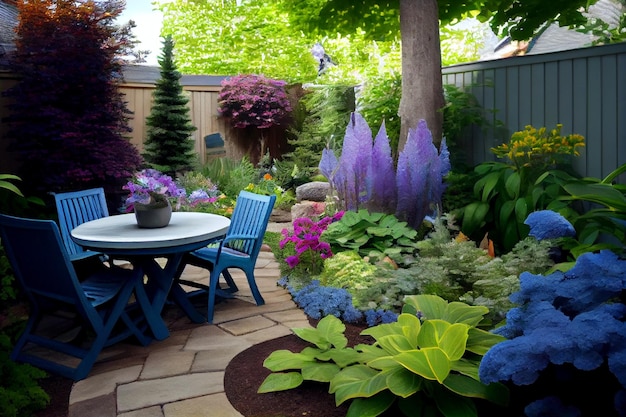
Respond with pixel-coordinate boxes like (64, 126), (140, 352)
(442, 43), (626, 182)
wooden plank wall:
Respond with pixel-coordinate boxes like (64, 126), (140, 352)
(442, 42), (626, 182)
(119, 82), (225, 165)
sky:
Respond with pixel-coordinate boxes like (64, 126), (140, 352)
(118, 0), (164, 66)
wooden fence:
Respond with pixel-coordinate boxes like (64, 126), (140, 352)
(442, 42), (626, 182)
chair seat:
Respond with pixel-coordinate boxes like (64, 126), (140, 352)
(81, 269), (135, 306)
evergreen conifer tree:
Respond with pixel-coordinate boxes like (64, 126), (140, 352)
(143, 35), (197, 175)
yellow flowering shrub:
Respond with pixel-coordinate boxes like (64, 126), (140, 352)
(492, 124), (585, 169)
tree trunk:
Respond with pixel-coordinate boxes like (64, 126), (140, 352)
(398, 0), (444, 149)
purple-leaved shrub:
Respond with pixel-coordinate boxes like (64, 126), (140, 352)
(320, 113), (449, 229)
(479, 249), (626, 416)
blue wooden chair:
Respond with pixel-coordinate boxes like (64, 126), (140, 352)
(0, 214), (151, 381)
(52, 188), (109, 263)
(176, 191), (276, 323)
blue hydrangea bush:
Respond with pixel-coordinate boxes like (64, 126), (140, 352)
(479, 249), (626, 416)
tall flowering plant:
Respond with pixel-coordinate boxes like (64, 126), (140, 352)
(123, 169), (186, 211)
(279, 212), (344, 278)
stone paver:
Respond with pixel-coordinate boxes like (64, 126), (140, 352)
(117, 372), (224, 412)
(65, 223), (302, 417)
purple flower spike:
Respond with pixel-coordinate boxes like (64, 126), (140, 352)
(319, 148), (338, 182)
(369, 121), (397, 213)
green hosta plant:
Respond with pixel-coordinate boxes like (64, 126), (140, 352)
(321, 209), (420, 266)
(259, 295), (508, 417)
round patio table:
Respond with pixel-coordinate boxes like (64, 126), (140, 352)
(71, 212), (230, 340)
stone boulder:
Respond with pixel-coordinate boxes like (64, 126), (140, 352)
(291, 201), (326, 221)
(295, 181), (330, 202)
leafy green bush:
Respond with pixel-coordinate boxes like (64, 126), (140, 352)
(259, 295), (508, 417)
(0, 334), (49, 417)
(458, 124), (584, 253)
(321, 210), (421, 267)
(559, 163), (626, 256)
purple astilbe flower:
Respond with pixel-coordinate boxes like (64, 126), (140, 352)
(524, 210), (576, 240)
(396, 119), (441, 229)
(334, 113), (372, 210)
(368, 121), (397, 213)
(319, 147), (338, 182)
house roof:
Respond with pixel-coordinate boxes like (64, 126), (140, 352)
(527, 0), (625, 55)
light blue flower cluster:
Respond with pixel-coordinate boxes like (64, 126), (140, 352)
(364, 309), (399, 327)
(524, 210), (576, 240)
(279, 279), (363, 323)
(479, 250), (626, 416)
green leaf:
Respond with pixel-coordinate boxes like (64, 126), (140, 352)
(262, 350), (317, 371)
(293, 314), (347, 349)
(257, 372), (304, 393)
(465, 328), (506, 355)
(514, 197), (528, 224)
(433, 384), (478, 417)
(346, 391), (396, 417)
(478, 171), (501, 202)
(330, 365), (388, 405)
(377, 334), (416, 354)
(499, 200), (515, 229)
(385, 366), (424, 397)
(504, 171), (520, 199)
(443, 374), (509, 406)
(394, 348), (451, 383)
(301, 362), (341, 382)
(460, 202), (490, 235)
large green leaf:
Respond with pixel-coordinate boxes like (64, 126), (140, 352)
(478, 171), (502, 202)
(377, 334), (416, 354)
(258, 372), (304, 393)
(293, 314), (347, 349)
(433, 384), (478, 417)
(461, 202), (490, 235)
(385, 364), (424, 397)
(504, 171), (520, 199)
(394, 348), (451, 383)
(443, 374), (509, 406)
(301, 362), (341, 382)
(403, 294), (447, 321)
(465, 328), (506, 355)
(564, 183), (626, 212)
(330, 365), (388, 405)
(262, 349), (316, 371)
(346, 391), (396, 417)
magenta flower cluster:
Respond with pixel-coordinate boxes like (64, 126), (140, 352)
(279, 212), (344, 272)
(218, 74), (292, 129)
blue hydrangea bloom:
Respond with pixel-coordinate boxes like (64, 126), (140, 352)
(524, 396), (581, 417)
(524, 210), (576, 240)
(480, 249), (626, 408)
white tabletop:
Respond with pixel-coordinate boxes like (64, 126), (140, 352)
(71, 212), (230, 251)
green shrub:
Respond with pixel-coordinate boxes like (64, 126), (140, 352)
(458, 124), (584, 253)
(321, 209), (421, 267)
(0, 334), (49, 417)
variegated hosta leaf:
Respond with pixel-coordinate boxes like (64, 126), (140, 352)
(257, 372), (303, 393)
(301, 362), (341, 382)
(329, 364), (387, 405)
(393, 347), (451, 383)
(262, 349), (316, 371)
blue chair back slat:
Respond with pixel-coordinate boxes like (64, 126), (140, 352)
(53, 188), (109, 258)
(0, 215), (97, 318)
(226, 191), (276, 257)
